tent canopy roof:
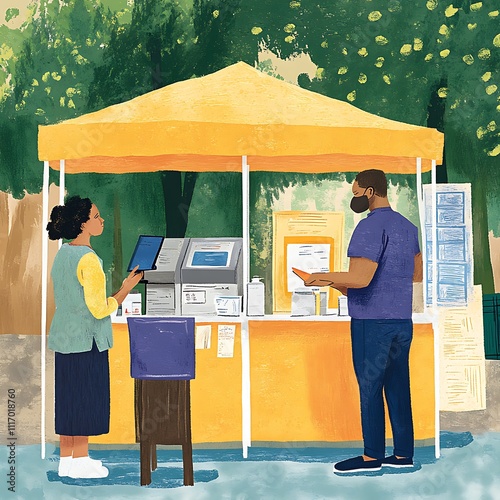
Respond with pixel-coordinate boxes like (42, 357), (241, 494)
(38, 61), (443, 174)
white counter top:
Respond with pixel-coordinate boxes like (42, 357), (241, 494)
(248, 312), (434, 323)
(112, 311), (435, 324)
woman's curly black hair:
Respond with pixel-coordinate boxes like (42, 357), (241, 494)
(46, 196), (92, 240)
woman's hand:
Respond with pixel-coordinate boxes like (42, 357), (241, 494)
(122, 265), (144, 292)
(112, 266), (144, 305)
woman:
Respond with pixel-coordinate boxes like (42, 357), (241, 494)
(47, 195), (143, 479)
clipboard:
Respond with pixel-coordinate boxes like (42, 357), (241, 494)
(127, 235), (164, 272)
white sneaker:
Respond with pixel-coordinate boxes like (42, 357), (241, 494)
(58, 456), (73, 477)
(88, 456), (103, 467)
(68, 456), (109, 479)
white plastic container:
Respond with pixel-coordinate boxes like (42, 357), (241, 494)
(319, 291), (328, 315)
(291, 287), (317, 316)
(123, 292), (142, 316)
(247, 276), (265, 316)
(215, 296), (242, 317)
(338, 295), (349, 316)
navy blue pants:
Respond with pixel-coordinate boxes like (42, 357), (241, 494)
(55, 340), (110, 436)
(351, 318), (414, 459)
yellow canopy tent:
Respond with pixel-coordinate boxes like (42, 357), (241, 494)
(38, 61), (444, 460)
(39, 61), (443, 173)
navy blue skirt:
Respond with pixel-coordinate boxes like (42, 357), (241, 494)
(55, 340), (110, 436)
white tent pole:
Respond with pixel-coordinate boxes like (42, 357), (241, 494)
(59, 160), (65, 249)
(242, 155), (250, 300)
(415, 158), (428, 310)
(59, 160), (65, 206)
(241, 319), (250, 459)
(41, 161), (50, 459)
(431, 159), (440, 459)
(241, 155), (251, 458)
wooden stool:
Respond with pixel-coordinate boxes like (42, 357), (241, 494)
(135, 379), (194, 486)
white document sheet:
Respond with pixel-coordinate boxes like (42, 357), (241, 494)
(287, 243), (330, 292)
(195, 325), (212, 350)
(155, 238), (185, 272)
(217, 324), (235, 358)
(439, 285), (486, 411)
(146, 284), (175, 315)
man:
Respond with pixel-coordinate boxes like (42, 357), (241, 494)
(305, 169), (423, 473)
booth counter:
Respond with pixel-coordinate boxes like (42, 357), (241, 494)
(92, 314), (434, 447)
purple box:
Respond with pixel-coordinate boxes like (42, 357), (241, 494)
(127, 317), (195, 380)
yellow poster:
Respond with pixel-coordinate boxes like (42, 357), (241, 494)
(273, 211), (344, 313)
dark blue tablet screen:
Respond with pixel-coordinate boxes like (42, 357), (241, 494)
(127, 236), (164, 272)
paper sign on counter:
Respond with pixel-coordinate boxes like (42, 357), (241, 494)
(217, 324), (235, 358)
(146, 284), (175, 315)
(195, 325), (211, 350)
(287, 244), (331, 292)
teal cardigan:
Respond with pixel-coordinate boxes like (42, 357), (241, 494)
(48, 244), (114, 354)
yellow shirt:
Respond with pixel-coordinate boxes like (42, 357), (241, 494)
(77, 252), (118, 319)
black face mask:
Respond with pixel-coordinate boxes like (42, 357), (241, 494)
(350, 187), (372, 213)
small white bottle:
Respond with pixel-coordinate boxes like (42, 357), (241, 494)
(124, 292), (142, 316)
(247, 276), (265, 316)
(338, 295), (349, 316)
(319, 291), (328, 315)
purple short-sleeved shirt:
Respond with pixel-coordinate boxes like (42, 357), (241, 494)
(347, 207), (420, 319)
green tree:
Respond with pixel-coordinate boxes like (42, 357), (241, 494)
(0, 17), (27, 104)
(0, 0), (116, 196)
(190, 0), (247, 75)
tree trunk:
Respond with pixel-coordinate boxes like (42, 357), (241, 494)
(446, 128), (495, 294)
(471, 180), (495, 294)
(147, 32), (199, 238)
(149, 34), (163, 90)
(427, 78), (448, 183)
(182, 173), (197, 214)
(161, 171), (198, 238)
(112, 192), (123, 292)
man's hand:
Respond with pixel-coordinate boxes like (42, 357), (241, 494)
(304, 273), (333, 287)
(302, 258), (377, 290)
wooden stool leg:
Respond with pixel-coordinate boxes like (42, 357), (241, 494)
(182, 441), (194, 486)
(140, 439), (152, 486)
(134, 379), (142, 443)
(151, 443), (157, 471)
(182, 380), (194, 486)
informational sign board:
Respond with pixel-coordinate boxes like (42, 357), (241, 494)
(273, 211), (344, 314)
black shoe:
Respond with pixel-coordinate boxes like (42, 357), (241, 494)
(382, 455), (413, 468)
(333, 456), (382, 473)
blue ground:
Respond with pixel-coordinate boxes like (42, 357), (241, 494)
(3, 432), (500, 499)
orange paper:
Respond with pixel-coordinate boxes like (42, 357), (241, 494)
(292, 267), (312, 282)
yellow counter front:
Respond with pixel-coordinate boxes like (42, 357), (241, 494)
(92, 316), (434, 447)
(249, 319), (434, 444)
